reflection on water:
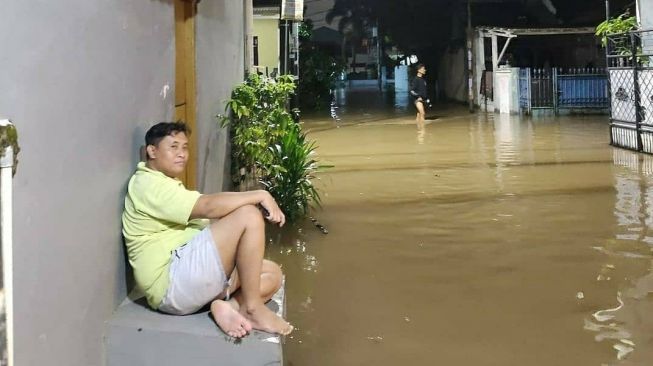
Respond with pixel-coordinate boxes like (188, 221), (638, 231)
(268, 93), (653, 365)
(583, 149), (653, 364)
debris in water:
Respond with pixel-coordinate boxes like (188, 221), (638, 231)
(366, 336), (383, 343)
(310, 217), (329, 234)
(620, 339), (635, 346)
(404, 316), (411, 323)
(614, 343), (634, 360)
(576, 292), (585, 300)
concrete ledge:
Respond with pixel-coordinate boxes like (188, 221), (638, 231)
(107, 283), (285, 366)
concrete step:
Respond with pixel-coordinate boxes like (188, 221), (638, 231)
(107, 283), (285, 366)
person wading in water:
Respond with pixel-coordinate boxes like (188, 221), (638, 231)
(410, 64), (428, 131)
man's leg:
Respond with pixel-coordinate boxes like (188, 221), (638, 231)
(209, 205), (293, 336)
(220, 260), (283, 308)
(415, 101), (426, 130)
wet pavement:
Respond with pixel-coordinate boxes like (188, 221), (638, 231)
(268, 90), (653, 365)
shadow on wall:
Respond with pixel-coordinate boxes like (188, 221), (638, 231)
(120, 125), (151, 294)
(201, 123), (231, 192)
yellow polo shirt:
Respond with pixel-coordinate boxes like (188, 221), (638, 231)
(122, 162), (208, 309)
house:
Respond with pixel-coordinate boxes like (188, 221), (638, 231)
(0, 1), (255, 365)
(252, 0), (303, 77)
(253, 5), (281, 76)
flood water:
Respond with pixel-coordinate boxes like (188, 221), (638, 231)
(268, 90), (653, 365)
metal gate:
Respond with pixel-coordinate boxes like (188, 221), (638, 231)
(608, 29), (653, 153)
(520, 68), (609, 114)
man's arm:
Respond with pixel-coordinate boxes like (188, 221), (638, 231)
(190, 190), (285, 226)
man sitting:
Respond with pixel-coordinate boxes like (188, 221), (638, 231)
(122, 122), (293, 338)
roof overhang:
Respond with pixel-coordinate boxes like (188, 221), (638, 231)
(478, 27), (597, 37)
(254, 6), (280, 18)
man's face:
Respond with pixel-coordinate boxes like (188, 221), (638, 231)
(418, 66), (426, 75)
(146, 132), (189, 178)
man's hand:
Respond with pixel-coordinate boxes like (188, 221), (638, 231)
(259, 191), (286, 227)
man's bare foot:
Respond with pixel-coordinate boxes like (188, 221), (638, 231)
(241, 304), (293, 335)
(210, 299), (252, 338)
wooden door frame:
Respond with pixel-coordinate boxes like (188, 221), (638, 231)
(174, 0), (198, 189)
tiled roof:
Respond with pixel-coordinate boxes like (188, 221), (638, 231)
(254, 6), (280, 17)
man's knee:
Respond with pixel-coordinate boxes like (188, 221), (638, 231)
(263, 259), (283, 278)
(262, 260), (283, 292)
(233, 204), (264, 226)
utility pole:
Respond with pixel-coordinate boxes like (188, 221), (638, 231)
(280, 20), (289, 75)
(466, 0), (474, 112)
(376, 20), (382, 91)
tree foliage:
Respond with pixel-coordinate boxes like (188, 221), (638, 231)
(299, 20), (344, 111)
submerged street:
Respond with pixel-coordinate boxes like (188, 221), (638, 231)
(270, 91), (653, 365)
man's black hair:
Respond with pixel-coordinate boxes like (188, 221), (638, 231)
(145, 122), (190, 147)
(416, 63), (426, 72)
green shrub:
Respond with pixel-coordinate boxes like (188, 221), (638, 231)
(219, 74), (323, 222)
(596, 12), (650, 66)
(596, 12), (638, 48)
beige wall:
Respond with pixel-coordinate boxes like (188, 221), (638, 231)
(253, 18), (280, 74)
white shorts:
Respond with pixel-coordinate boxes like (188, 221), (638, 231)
(158, 227), (229, 315)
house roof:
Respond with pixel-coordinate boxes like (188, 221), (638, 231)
(478, 26), (596, 37)
(254, 6), (280, 17)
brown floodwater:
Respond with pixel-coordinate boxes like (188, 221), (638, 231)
(268, 91), (653, 366)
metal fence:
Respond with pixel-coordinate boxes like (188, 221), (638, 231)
(608, 28), (653, 153)
(519, 67), (609, 114)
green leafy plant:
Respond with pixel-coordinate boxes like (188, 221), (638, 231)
(596, 12), (650, 66)
(596, 12), (638, 47)
(219, 74), (323, 222)
(261, 115), (321, 221)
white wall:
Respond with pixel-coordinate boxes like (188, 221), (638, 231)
(0, 0), (246, 364)
(0, 1), (176, 365)
(640, 0), (653, 59)
(640, 0), (652, 28)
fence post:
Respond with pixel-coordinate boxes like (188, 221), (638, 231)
(553, 68), (559, 115)
(606, 39), (614, 145)
(632, 32), (643, 151)
(526, 67), (533, 116)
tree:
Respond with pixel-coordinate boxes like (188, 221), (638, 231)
(325, 0), (373, 74)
